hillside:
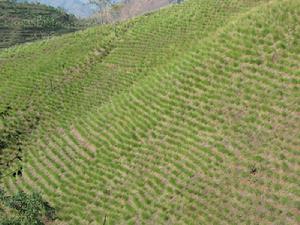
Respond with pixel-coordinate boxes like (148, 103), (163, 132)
(18, 0), (98, 18)
(0, 0), (79, 49)
(0, 0), (299, 224)
(18, 0), (173, 19)
(92, 0), (174, 22)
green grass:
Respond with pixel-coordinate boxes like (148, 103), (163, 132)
(1, 0), (300, 224)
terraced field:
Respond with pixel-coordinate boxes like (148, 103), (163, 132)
(0, 0), (265, 178)
(1, 0), (299, 224)
(0, 0), (78, 49)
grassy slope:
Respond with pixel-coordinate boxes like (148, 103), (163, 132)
(0, 0), (78, 49)
(0, 0), (264, 177)
(0, 23), (132, 177)
(1, 0), (300, 224)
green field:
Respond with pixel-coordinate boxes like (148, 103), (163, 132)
(0, 0), (299, 224)
(0, 0), (79, 49)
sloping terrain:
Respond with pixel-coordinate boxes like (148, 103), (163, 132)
(0, 0), (263, 179)
(0, 0), (79, 49)
(0, 0), (299, 224)
(18, 0), (98, 18)
(93, 0), (173, 22)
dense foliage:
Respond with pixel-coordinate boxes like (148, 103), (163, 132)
(0, 189), (56, 225)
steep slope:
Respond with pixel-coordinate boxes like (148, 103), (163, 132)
(1, 0), (300, 224)
(0, 0), (78, 49)
(0, 22), (131, 178)
(0, 0), (265, 178)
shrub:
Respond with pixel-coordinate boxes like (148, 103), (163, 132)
(0, 189), (56, 225)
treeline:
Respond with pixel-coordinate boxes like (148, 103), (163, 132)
(0, 0), (80, 49)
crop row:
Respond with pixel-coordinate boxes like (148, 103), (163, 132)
(3, 0), (299, 224)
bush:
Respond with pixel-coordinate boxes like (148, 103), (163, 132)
(0, 189), (56, 225)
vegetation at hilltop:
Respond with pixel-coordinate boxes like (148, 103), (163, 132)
(0, 0), (299, 224)
(18, 0), (98, 18)
(0, 0), (79, 49)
